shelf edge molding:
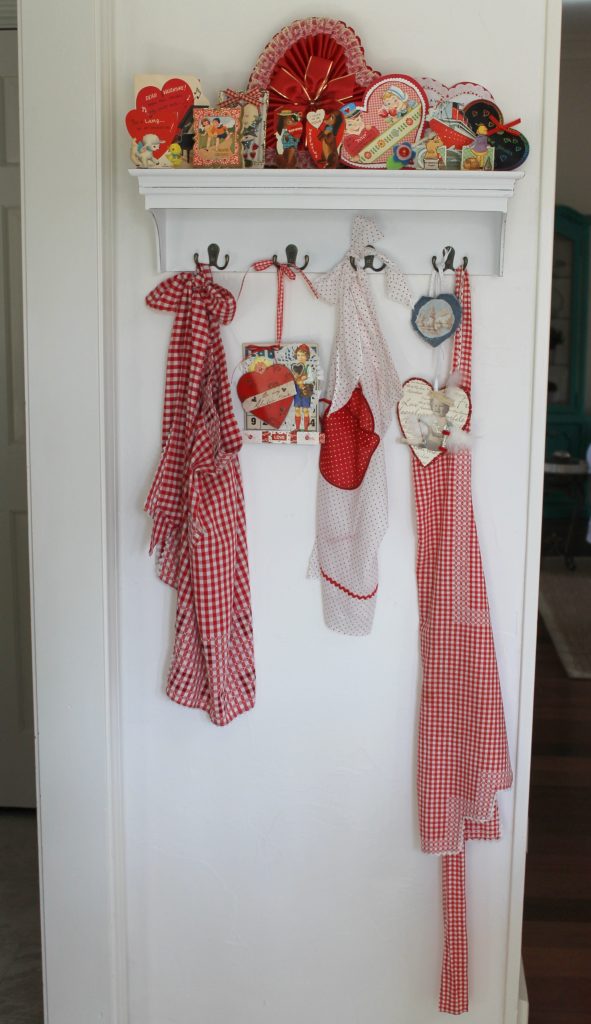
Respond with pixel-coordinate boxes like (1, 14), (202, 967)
(129, 168), (524, 275)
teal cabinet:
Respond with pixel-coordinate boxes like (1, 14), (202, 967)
(544, 206), (591, 518)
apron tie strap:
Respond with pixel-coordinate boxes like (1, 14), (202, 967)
(440, 852), (469, 1014)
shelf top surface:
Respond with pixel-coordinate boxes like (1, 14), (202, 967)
(129, 167), (524, 194)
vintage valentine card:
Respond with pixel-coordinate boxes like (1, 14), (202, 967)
(237, 343), (322, 443)
(127, 75), (209, 167)
(339, 74), (427, 169)
(193, 107), (242, 167)
(219, 88), (269, 168)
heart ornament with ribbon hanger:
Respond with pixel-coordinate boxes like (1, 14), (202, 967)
(397, 378), (471, 467)
(236, 361), (296, 429)
(339, 75), (427, 169)
(411, 293), (463, 347)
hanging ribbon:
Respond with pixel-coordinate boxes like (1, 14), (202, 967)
(270, 56), (358, 114)
(242, 259), (318, 345)
(220, 86), (266, 108)
(487, 114), (522, 137)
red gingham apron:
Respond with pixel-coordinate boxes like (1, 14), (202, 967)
(409, 269), (513, 1013)
(145, 266), (256, 726)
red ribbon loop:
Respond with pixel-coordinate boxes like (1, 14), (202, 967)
(220, 86), (264, 108)
(487, 114), (522, 137)
(251, 259), (317, 342)
(237, 259), (318, 345)
(271, 56), (358, 113)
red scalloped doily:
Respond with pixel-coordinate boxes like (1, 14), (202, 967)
(248, 18), (380, 167)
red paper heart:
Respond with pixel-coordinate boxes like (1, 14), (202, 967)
(340, 75), (427, 169)
(237, 364), (296, 428)
(126, 78), (194, 158)
(248, 17), (379, 167)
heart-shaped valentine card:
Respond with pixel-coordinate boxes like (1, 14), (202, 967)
(126, 77), (194, 158)
(340, 75), (427, 169)
(420, 78), (494, 120)
(236, 362), (296, 428)
(248, 17), (380, 167)
(305, 109), (346, 168)
(463, 100), (529, 170)
(397, 378), (470, 467)
(411, 294), (462, 347)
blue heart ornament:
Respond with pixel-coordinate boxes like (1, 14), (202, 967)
(410, 293), (462, 347)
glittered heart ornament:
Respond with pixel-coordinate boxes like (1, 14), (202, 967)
(397, 378), (470, 467)
(340, 75), (427, 169)
(236, 363), (296, 428)
(126, 78), (194, 157)
(463, 100), (529, 170)
(411, 293), (462, 347)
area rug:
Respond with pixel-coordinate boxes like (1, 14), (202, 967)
(538, 557), (591, 679)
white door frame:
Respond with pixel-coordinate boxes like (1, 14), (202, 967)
(18, 0), (126, 1020)
(18, 2), (560, 1022)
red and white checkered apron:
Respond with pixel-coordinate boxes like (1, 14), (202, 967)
(145, 267), (256, 726)
(409, 269), (512, 1013)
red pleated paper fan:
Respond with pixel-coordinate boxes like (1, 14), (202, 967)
(248, 18), (380, 167)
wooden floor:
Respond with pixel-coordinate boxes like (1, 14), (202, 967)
(522, 618), (591, 1024)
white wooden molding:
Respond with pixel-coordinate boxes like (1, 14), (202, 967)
(129, 168), (524, 276)
(129, 167), (523, 208)
(19, 0), (125, 1019)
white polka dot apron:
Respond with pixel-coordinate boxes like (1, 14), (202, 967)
(308, 217), (412, 634)
(401, 268), (513, 1013)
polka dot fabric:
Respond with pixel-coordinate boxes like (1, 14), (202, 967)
(308, 217), (412, 635)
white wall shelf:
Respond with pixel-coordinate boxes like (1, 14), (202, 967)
(129, 167), (524, 276)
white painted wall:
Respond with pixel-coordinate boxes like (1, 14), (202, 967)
(113, 4), (553, 1023)
(117, 2), (552, 1022)
(17, 0), (559, 1020)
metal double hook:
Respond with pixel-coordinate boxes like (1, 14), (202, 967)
(194, 243), (230, 270)
(431, 246), (468, 273)
(272, 244), (309, 270)
(349, 245), (385, 272)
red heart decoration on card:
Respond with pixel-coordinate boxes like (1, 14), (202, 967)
(125, 78), (194, 157)
(237, 364), (296, 428)
(340, 74), (427, 169)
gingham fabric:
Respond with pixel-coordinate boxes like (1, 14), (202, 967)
(308, 217), (412, 635)
(145, 266), (256, 726)
(249, 259), (318, 342)
(408, 268), (512, 1013)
